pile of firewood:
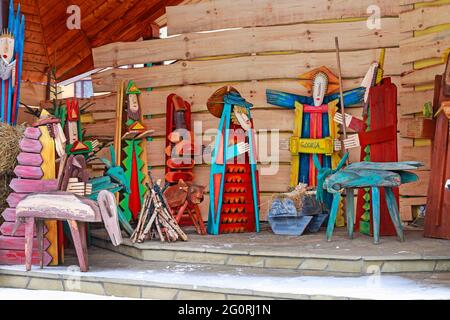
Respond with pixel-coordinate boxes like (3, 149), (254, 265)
(131, 177), (188, 243)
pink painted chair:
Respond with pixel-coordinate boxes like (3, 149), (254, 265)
(15, 190), (121, 272)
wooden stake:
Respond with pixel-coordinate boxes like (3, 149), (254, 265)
(335, 37), (349, 163)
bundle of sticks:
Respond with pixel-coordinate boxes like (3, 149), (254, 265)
(131, 176), (188, 243)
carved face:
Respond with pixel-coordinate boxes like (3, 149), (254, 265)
(0, 36), (14, 64)
(233, 107), (252, 131)
(128, 94), (140, 113)
(187, 184), (205, 204)
(312, 72), (328, 107)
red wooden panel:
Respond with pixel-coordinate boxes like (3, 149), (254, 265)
(1, 208), (16, 222)
(23, 127), (42, 140)
(6, 193), (28, 208)
(19, 138), (42, 153)
(0, 236), (50, 251)
(17, 152), (43, 167)
(14, 165), (44, 180)
(0, 222), (47, 237)
(9, 179), (58, 193)
(0, 249), (52, 266)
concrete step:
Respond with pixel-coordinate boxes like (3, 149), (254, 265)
(91, 228), (450, 275)
(2, 247), (450, 300)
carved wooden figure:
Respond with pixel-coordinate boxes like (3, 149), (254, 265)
(207, 87), (260, 235)
(424, 53), (450, 240)
(165, 94), (206, 234)
(0, 0), (24, 125)
(115, 81), (154, 222)
(267, 67), (365, 226)
(333, 50), (399, 237)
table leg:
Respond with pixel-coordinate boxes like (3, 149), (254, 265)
(326, 193), (341, 242)
(346, 189), (355, 239)
(384, 187), (405, 242)
(24, 217), (35, 271)
(372, 187), (381, 244)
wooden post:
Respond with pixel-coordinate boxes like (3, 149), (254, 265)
(334, 37), (349, 163)
(0, 0), (8, 29)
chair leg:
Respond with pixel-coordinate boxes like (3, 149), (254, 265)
(372, 187), (381, 244)
(78, 222), (89, 271)
(36, 219), (45, 269)
(24, 217), (35, 271)
(68, 220), (88, 272)
(345, 189), (355, 239)
(384, 187), (405, 242)
(326, 193), (341, 242)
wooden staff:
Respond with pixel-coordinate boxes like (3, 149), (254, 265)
(335, 37), (349, 164)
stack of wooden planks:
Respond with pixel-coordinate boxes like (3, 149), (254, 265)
(85, 0), (422, 221)
(398, 0), (450, 221)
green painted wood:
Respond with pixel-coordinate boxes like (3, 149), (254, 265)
(326, 194), (341, 242)
(346, 188), (355, 239)
(372, 187), (381, 244)
(385, 187), (405, 242)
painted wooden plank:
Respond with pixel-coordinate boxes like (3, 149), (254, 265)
(9, 178), (58, 193)
(0, 236), (50, 251)
(399, 4), (450, 32)
(0, 249), (52, 266)
(23, 127), (42, 140)
(0, 222), (47, 237)
(93, 18), (403, 68)
(6, 193), (28, 208)
(2, 208), (16, 222)
(20, 81), (46, 107)
(85, 77), (402, 119)
(401, 64), (445, 87)
(399, 0), (435, 5)
(400, 29), (450, 64)
(398, 90), (434, 115)
(166, 0), (400, 36)
(400, 145), (431, 170)
(19, 137), (42, 153)
(38, 125), (59, 266)
(17, 152), (44, 167)
(14, 165), (44, 179)
(398, 117), (435, 139)
(92, 48), (401, 92)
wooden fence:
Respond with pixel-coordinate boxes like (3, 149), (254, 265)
(85, 0), (447, 221)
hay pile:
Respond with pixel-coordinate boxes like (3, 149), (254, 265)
(0, 123), (25, 218)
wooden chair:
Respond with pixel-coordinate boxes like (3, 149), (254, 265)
(15, 191), (121, 272)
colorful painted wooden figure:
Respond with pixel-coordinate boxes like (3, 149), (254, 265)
(117, 81), (153, 222)
(424, 53), (450, 239)
(0, 0), (24, 125)
(266, 67), (365, 225)
(333, 50), (399, 237)
(207, 87), (260, 235)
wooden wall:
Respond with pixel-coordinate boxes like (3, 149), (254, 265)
(88, 0), (421, 221)
(398, 0), (450, 221)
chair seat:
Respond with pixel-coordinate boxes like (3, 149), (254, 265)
(16, 192), (101, 222)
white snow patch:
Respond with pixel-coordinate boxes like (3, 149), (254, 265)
(0, 288), (139, 300)
(1, 264), (450, 300)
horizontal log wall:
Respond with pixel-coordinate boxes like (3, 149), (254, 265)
(89, 0), (419, 220)
(398, 0), (450, 219)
